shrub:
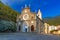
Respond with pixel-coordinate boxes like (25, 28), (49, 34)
(0, 20), (16, 32)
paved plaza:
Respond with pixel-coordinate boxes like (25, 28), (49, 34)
(0, 32), (60, 40)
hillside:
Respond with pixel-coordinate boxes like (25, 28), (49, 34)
(43, 15), (60, 26)
(0, 1), (20, 22)
(0, 1), (20, 32)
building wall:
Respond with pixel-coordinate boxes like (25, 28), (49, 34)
(44, 23), (50, 34)
(36, 16), (44, 33)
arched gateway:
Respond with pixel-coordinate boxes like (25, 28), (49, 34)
(22, 22), (28, 32)
(31, 25), (34, 32)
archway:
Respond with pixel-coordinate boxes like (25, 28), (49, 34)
(31, 25), (34, 32)
(22, 22), (28, 32)
(19, 25), (21, 31)
(25, 25), (28, 32)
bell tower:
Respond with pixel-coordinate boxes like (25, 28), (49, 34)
(37, 9), (42, 20)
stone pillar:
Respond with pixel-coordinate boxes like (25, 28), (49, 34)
(28, 26), (30, 32)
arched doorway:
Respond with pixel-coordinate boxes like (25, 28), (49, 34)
(19, 26), (21, 31)
(25, 25), (28, 32)
(22, 22), (28, 32)
(31, 25), (34, 32)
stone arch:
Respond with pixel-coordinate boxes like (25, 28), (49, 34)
(19, 25), (21, 31)
(22, 21), (28, 32)
(31, 25), (34, 32)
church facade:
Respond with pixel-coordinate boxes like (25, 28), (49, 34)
(16, 7), (45, 33)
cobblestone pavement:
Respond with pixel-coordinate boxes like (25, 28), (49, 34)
(0, 32), (60, 40)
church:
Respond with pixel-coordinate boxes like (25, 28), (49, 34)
(16, 5), (45, 33)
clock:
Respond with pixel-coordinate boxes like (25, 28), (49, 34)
(23, 14), (29, 20)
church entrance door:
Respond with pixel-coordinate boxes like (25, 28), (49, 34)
(22, 25), (28, 32)
(25, 25), (28, 32)
(22, 22), (28, 32)
(19, 26), (21, 31)
(31, 25), (34, 32)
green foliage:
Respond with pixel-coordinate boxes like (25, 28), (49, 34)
(0, 2), (20, 22)
(43, 16), (60, 26)
(0, 1), (20, 32)
(0, 20), (16, 32)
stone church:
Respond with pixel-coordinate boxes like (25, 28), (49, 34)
(16, 5), (44, 33)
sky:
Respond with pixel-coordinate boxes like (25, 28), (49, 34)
(1, 0), (60, 18)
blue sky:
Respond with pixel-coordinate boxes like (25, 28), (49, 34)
(1, 0), (60, 18)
